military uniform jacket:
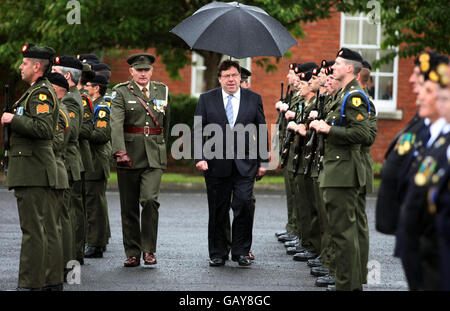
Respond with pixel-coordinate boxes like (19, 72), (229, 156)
(53, 102), (70, 189)
(79, 88), (94, 173)
(111, 80), (170, 170)
(362, 94), (378, 193)
(318, 78), (370, 188)
(62, 86), (84, 181)
(85, 97), (112, 181)
(6, 77), (59, 188)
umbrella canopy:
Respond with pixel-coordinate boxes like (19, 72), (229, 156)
(170, 1), (297, 59)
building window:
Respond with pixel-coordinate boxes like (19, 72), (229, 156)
(340, 13), (399, 113)
(190, 52), (251, 98)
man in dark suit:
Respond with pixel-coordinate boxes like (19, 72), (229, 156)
(194, 60), (268, 267)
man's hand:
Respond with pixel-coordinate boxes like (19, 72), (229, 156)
(287, 121), (298, 132)
(310, 120), (331, 134)
(308, 110), (318, 120)
(1, 112), (14, 125)
(113, 150), (133, 168)
(275, 101), (283, 111)
(296, 123), (307, 136)
(196, 160), (208, 171)
(285, 110), (296, 120)
(279, 103), (289, 112)
(256, 167), (266, 181)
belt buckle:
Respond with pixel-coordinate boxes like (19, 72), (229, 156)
(144, 125), (150, 136)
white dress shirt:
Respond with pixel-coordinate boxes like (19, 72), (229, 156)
(427, 117), (447, 148)
(222, 88), (240, 127)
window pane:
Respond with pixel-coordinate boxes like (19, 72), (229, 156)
(362, 20), (378, 45)
(359, 49), (377, 66)
(378, 76), (394, 100)
(193, 54), (205, 67)
(367, 74), (376, 99)
(194, 69), (206, 95)
(344, 20), (359, 45)
(379, 50), (394, 73)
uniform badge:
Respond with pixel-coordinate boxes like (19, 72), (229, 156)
(36, 104), (49, 114)
(82, 99), (87, 106)
(111, 91), (117, 100)
(16, 107), (24, 116)
(69, 112), (76, 118)
(98, 110), (106, 119)
(356, 113), (364, 120)
(39, 94), (47, 101)
(96, 120), (107, 128)
(414, 156), (437, 186)
(352, 97), (361, 107)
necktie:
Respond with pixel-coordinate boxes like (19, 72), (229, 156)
(226, 95), (234, 127)
(142, 87), (148, 101)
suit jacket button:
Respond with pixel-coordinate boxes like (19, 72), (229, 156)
(336, 155), (340, 159)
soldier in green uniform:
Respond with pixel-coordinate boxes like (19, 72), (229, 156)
(310, 48), (371, 291)
(111, 53), (170, 267)
(84, 74), (112, 258)
(356, 60), (377, 285)
(1, 44), (60, 290)
(52, 56), (90, 265)
(47, 72), (72, 289)
(276, 63), (301, 243)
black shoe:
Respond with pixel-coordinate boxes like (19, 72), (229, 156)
(311, 266), (329, 277)
(278, 233), (298, 242)
(307, 256), (323, 267)
(315, 274), (335, 287)
(326, 285), (336, 291)
(232, 255), (252, 266)
(284, 238), (299, 248)
(286, 245), (307, 255)
(43, 283), (64, 291)
(209, 258), (225, 267)
(275, 230), (288, 237)
(293, 250), (317, 261)
(84, 246), (104, 258)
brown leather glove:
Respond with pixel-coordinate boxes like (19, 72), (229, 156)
(113, 150), (132, 168)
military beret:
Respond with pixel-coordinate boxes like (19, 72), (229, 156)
(21, 43), (55, 60)
(298, 62), (318, 73)
(127, 53), (155, 69)
(320, 60), (335, 68)
(362, 60), (372, 70)
(47, 72), (69, 91)
(311, 66), (321, 76)
(289, 63), (302, 73)
(299, 71), (312, 82)
(91, 63), (111, 72)
(77, 54), (100, 64)
(240, 67), (251, 80)
(337, 48), (363, 63)
(54, 56), (83, 70)
(419, 52), (449, 87)
(325, 67), (333, 76)
(89, 74), (108, 86)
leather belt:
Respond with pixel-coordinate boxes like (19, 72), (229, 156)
(124, 125), (163, 135)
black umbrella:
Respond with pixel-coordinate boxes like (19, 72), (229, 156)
(170, 1), (297, 59)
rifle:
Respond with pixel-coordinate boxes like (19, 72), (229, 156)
(314, 94), (326, 174)
(2, 84), (11, 173)
(279, 91), (296, 168)
(303, 90), (321, 176)
(292, 100), (305, 176)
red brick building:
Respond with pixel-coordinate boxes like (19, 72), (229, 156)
(108, 12), (417, 164)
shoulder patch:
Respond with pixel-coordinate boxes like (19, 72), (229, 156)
(39, 94), (47, 101)
(37, 104), (49, 114)
(352, 97), (362, 107)
(111, 91), (117, 99)
(98, 110), (106, 119)
(356, 113), (364, 120)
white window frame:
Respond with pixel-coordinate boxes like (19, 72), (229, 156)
(340, 13), (400, 116)
(190, 52), (251, 98)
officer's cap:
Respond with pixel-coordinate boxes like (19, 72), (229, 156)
(54, 56), (83, 70)
(89, 74), (108, 86)
(337, 48), (363, 63)
(91, 63), (111, 72)
(127, 53), (155, 69)
(47, 72), (69, 91)
(77, 54), (100, 64)
(299, 71), (312, 82)
(240, 68), (251, 81)
(21, 43), (55, 60)
(362, 60), (372, 70)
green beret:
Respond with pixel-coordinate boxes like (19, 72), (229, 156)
(127, 53), (155, 69)
(337, 48), (363, 63)
(21, 43), (55, 60)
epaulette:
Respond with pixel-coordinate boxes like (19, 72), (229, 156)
(113, 81), (130, 90)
